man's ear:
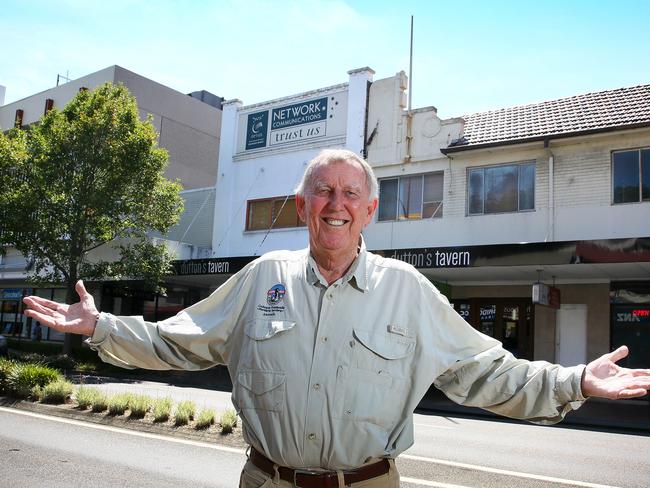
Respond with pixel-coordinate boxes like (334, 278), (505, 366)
(364, 198), (378, 227)
(296, 193), (307, 222)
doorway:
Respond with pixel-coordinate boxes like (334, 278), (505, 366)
(555, 304), (587, 366)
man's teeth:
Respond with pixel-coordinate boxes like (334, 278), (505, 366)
(326, 219), (346, 226)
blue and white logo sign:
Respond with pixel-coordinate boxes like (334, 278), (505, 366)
(266, 284), (286, 305)
(245, 110), (269, 150)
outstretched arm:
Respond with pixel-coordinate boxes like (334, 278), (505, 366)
(581, 346), (650, 399)
(23, 280), (98, 337)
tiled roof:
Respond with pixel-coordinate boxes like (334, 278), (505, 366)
(446, 84), (650, 151)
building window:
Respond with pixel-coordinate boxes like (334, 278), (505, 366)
(612, 148), (650, 204)
(378, 172), (443, 221)
(246, 196), (305, 231)
(467, 162), (535, 215)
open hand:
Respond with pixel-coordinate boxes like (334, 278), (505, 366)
(581, 346), (650, 399)
(23, 280), (99, 337)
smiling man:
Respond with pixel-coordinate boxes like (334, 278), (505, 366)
(23, 149), (650, 487)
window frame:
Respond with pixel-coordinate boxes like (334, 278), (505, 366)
(377, 172), (444, 222)
(611, 148), (650, 205)
(466, 161), (536, 216)
(245, 195), (306, 231)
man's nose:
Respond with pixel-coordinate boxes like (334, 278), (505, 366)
(328, 190), (344, 209)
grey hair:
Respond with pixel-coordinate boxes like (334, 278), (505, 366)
(294, 149), (378, 200)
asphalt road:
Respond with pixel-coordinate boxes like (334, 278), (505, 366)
(2, 404), (649, 487)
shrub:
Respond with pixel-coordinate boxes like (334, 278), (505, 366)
(194, 409), (216, 430)
(75, 386), (99, 409)
(220, 409), (238, 434)
(41, 379), (74, 404)
(152, 397), (173, 422)
(128, 394), (151, 419)
(174, 400), (195, 426)
(91, 391), (109, 412)
(107, 393), (131, 415)
(0, 357), (17, 394)
(6, 363), (62, 398)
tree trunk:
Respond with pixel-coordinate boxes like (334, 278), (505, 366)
(62, 265), (82, 355)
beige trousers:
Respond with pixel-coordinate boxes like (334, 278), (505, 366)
(239, 459), (400, 488)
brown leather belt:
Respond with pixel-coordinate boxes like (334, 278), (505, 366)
(250, 448), (390, 487)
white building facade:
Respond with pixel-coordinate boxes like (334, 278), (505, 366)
(363, 79), (650, 368)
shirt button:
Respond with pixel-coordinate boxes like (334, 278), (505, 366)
(313, 383), (321, 390)
(308, 433), (316, 440)
(327, 293), (333, 299)
(321, 336), (328, 343)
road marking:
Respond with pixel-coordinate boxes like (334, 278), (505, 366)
(401, 477), (470, 487)
(0, 406), (245, 455)
(0, 406), (620, 488)
(413, 422), (454, 429)
(401, 453), (621, 488)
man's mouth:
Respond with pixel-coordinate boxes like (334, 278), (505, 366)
(323, 218), (348, 227)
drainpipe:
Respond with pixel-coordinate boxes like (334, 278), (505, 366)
(545, 139), (555, 242)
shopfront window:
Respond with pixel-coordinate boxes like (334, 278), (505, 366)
(246, 196), (305, 231)
(453, 298), (533, 360)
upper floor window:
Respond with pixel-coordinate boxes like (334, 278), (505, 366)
(467, 162), (535, 215)
(612, 148), (650, 204)
(378, 172), (443, 221)
(246, 196), (305, 231)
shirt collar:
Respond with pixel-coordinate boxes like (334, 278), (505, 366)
(305, 236), (369, 292)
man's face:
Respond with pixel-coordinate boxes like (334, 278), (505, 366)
(296, 159), (378, 258)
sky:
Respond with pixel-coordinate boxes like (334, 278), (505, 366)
(2, 0), (650, 118)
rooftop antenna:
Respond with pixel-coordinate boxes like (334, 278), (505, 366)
(408, 14), (413, 113)
(56, 71), (71, 86)
(404, 15), (414, 163)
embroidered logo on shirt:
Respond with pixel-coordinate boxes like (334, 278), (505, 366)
(266, 283), (286, 305)
(257, 283), (287, 317)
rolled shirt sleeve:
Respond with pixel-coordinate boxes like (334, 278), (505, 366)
(87, 262), (255, 371)
(420, 276), (587, 424)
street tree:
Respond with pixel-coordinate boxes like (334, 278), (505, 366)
(0, 83), (184, 352)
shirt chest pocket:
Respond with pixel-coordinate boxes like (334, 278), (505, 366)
(233, 320), (295, 414)
(335, 327), (416, 429)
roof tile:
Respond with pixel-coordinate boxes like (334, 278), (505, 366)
(448, 85), (650, 148)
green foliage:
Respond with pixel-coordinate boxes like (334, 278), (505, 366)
(0, 358), (17, 394)
(75, 386), (99, 409)
(41, 379), (74, 404)
(107, 392), (132, 415)
(219, 409), (238, 434)
(0, 82), (183, 293)
(91, 391), (109, 412)
(6, 363), (62, 398)
(174, 400), (195, 426)
(152, 397), (173, 422)
(194, 409), (216, 430)
(128, 394), (151, 419)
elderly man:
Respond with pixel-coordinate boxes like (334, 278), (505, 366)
(24, 149), (650, 487)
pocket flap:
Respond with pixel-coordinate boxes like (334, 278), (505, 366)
(245, 319), (296, 340)
(238, 370), (286, 395)
(353, 328), (415, 360)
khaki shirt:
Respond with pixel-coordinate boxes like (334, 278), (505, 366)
(89, 241), (585, 470)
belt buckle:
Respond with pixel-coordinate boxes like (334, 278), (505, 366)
(293, 468), (323, 488)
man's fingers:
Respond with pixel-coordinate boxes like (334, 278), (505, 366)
(23, 310), (63, 330)
(606, 345), (629, 363)
(23, 295), (69, 313)
(618, 388), (649, 399)
(76, 280), (89, 300)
